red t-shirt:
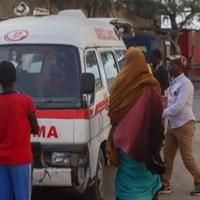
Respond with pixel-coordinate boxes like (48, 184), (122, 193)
(0, 93), (36, 165)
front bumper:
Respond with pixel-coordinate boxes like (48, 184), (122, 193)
(32, 143), (90, 189)
(33, 168), (73, 186)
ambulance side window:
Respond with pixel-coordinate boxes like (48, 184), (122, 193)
(100, 51), (118, 90)
(115, 49), (126, 70)
(85, 51), (102, 90)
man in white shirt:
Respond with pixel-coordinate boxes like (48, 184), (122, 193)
(160, 55), (200, 196)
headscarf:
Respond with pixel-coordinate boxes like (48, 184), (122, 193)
(108, 47), (161, 126)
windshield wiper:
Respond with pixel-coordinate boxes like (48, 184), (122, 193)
(35, 98), (79, 107)
(35, 98), (74, 103)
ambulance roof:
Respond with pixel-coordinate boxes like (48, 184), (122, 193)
(0, 10), (125, 48)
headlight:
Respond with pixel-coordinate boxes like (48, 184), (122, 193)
(45, 152), (89, 168)
(50, 152), (70, 167)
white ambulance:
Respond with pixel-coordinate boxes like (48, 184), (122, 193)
(0, 10), (126, 199)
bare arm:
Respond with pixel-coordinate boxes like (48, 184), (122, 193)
(29, 113), (39, 135)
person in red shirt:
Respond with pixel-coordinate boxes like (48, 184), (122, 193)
(0, 61), (39, 200)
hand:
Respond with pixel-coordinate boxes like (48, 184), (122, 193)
(161, 96), (167, 109)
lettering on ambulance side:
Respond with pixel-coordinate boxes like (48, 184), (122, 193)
(94, 27), (118, 41)
(33, 126), (58, 138)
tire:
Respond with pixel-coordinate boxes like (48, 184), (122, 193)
(85, 149), (105, 200)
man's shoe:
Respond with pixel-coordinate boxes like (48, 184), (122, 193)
(159, 186), (172, 194)
(191, 188), (200, 196)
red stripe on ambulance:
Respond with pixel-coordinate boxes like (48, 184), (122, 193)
(37, 109), (89, 119)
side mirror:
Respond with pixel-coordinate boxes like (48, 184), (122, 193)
(80, 73), (95, 94)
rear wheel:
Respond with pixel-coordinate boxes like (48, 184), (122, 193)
(85, 149), (105, 200)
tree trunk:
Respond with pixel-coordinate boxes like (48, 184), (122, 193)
(92, 0), (98, 17)
(170, 32), (181, 54)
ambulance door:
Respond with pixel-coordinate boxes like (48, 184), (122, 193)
(85, 49), (106, 139)
(97, 49), (119, 135)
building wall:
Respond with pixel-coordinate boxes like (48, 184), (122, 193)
(179, 30), (200, 66)
(193, 31), (200, 65)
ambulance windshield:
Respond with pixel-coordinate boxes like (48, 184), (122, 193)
(0, 45), (81, 108)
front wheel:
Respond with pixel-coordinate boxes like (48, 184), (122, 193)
(85, 149), (105, 200)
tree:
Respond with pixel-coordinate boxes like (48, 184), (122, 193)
(123, 0), (200, 53)
(83, 0), (112, 17)
(49, 0), (112, 17)
(159, 0), (200, 52)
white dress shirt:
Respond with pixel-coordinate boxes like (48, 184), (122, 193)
(163, 73), (195, 128)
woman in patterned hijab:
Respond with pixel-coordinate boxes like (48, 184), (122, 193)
(108, 47), (164, 200)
